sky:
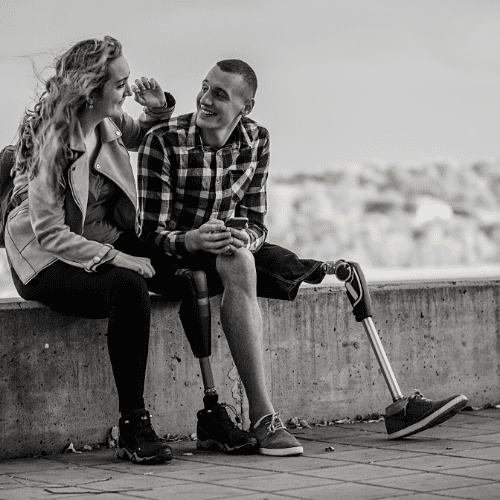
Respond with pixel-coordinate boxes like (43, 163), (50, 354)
(2, 0), (500, 175)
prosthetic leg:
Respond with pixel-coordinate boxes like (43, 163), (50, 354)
(176, 268), (257, 452)
(176, 268), (219, 410)
(325, 260), (468, 438)
(325, 260), (404, 403)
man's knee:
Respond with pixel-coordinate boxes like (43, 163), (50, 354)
(216, 248), (256, 288)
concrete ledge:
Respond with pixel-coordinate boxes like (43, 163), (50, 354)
(1, 279), (500, 460)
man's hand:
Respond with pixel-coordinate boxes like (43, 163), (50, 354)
(132, 77), (166, 108)
(185, 219), (248, 255)
(222, 225), (250, 256)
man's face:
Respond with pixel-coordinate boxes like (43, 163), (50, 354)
(195, 65), (251, 135)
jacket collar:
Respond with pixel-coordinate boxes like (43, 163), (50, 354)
(99, 118), (123, 143)
(69, 118), (122, 153)
(69, 120), (86, 153)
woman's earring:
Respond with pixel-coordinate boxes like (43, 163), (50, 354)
(88, 99), (94, 110)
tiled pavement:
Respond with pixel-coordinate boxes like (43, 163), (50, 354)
(1, 409), (499, 500)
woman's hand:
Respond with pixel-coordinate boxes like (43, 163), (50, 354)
(132, 77), (166, 108)
(108, 251), (156, 279)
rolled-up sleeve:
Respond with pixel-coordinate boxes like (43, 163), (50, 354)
(113, 92), (176, 151)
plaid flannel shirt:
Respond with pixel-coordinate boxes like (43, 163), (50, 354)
(138, 112), (269, 257)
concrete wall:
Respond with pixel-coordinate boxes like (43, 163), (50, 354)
(1, 279), (499, 460)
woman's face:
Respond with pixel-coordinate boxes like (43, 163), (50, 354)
(93, 55), (133, 119)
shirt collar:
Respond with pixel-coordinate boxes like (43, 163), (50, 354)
(187, 113), (253, 151)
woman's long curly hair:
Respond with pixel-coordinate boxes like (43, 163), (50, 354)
(15, 36), (122, 178)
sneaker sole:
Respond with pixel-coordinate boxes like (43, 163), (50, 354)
(387, 395), (468, 440)
(197, 438), (258, 454)
(117, 446), (172, 464)
(259, 445), (304, 456)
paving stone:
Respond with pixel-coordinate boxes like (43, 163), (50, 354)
(279, 481), (410, 499)
(361, 470), (492, 492)
(388, 494), (467, 500)
(7, 466), (124, 487)
(0, 410), (498, 500)
(439, 462), (500, 481)
(214, 471), (337, 492)
(439, 416), (500, 431)
(385, 438), (498, 453)
(44, 449), (117, 466)
(0, 488), (125, 500)
(375, 454), (487, 472)
(411, 425), (500, 440)
(301, 440), (364, 455)
(291, 425), (372, 440)
(316, 446), (428, 464)
(79, 473), (190, 492)
(120, 482), (268, 500)
(0, 457), (69, 475)
(453, 432), (500, 444)
(443, 445), (500, 460)
(156, 464), (274, 482)
(298, 463), (420, 481)
(437, 482), (500, 499)
(209, 494), (302, 500)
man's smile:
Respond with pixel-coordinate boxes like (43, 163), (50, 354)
(200, 105), (216, 117)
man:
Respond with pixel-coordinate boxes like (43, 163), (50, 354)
(137, 60), (467, 456)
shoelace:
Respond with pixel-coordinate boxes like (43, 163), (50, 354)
(401, 389), (431, 416)
(408, 389), (431, 402)
(266, 413), (286, 434)
(135, 415), (162, 444)
(216, 403), (242, 430)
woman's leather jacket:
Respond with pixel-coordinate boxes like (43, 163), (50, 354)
(5, 98), (174, 284)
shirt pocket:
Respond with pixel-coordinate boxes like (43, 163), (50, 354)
(228, 163), (256, 198)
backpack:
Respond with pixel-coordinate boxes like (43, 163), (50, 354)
(0, 145), (18, 248)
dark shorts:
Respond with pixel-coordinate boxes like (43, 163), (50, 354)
(121, 232), (325, 302)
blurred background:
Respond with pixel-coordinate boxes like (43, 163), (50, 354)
(2, 0), (500, 297)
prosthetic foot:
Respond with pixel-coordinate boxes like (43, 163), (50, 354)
(328, 260), (468, 438)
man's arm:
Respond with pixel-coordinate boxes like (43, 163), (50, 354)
(235, 130), (270, 252)
(138, 131), (192, 258)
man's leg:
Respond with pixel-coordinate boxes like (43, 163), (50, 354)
(216, 248), (303, 456)
(217, 249), (273, 422)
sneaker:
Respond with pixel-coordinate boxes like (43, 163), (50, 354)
(253, 413), (303, 456)
(117, 409), (172, 464)
(385, 390), (468, 439)
(196, 403), (257, 454)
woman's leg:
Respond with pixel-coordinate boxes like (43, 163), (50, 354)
(12, 261), (151, 414)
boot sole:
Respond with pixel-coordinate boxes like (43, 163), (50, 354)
(259, 445), (304, 456)
(117, 446), (172, 464)
(387, 395), (468, 439)
(197, 437), (258, 454)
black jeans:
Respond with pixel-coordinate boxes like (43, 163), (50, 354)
(11, 232), (176, 413)
(12, 233), (325, 413)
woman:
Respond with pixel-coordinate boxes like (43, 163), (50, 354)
(5, 36), (176, 464)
